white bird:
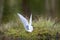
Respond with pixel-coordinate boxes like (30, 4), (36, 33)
(17, 13), (33, 32)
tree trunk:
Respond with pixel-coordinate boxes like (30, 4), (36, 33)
(45, 0), (50, 19)
(45, 0), (57, 19)
(0, 0), (4, 25)
(50, 0), (55, 18)
(22, 0), (31, 18)
(2, 0), (18, 23)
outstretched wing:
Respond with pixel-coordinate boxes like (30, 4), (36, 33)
(29, 14), (32, 26)
(17, 13), (28, 27)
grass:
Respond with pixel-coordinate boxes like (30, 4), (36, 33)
(0, 16), (60, 40)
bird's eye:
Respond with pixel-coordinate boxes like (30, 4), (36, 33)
(26, 25), (29, 30)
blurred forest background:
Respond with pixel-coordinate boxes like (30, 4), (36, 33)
(0, 0), (60, 23)
(0, 0), (60, 40)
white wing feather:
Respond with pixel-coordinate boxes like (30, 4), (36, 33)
(17, 13), (28, 27)
(29, 14), (32, 26)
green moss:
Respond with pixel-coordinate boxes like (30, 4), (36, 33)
(2, 17), (60, 40)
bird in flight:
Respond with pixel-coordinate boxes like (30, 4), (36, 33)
(17, 13), (33, 32)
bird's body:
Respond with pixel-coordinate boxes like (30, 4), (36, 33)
(17, 13), (33, 32)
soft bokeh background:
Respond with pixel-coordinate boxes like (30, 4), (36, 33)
(0, 0), (60, 40)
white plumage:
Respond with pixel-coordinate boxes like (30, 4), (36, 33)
(17, 13), (33, 32)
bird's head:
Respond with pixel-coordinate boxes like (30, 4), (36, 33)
(26, 25), (33, 32)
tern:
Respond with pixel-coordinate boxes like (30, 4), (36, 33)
(17, 13), (33, 32)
